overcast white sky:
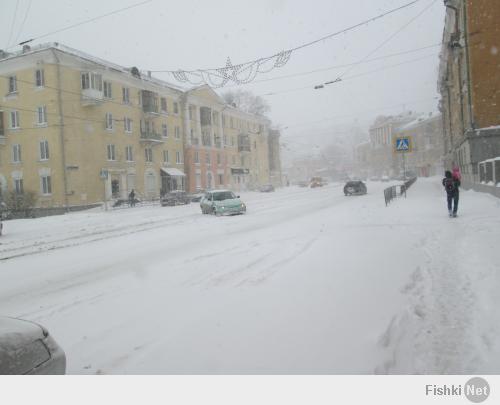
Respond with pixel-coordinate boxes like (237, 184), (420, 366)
(1, 0), (445, 159)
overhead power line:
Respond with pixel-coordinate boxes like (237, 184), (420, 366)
(7, 0), (153, 50)
(260, 53), (438, 96)
(150, 0), (423, 87)
(5, 0), (21, 49)
(14, 0), (33, 45)
(309, 0), (439, 92)
(224, 43), (441, 87)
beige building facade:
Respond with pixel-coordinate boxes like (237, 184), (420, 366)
(0, 43), (279, 211)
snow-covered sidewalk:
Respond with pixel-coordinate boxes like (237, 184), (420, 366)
(0, 178), (499, 374)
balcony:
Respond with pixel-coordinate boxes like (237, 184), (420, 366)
(81, 88), (103, 106)
(140, 131), (164, 144)
(141, 90), (159, 115)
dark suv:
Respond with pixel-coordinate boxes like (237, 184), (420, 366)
(344, 181), (367, 196)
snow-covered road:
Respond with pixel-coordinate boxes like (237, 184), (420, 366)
(1, 178), (499, 374)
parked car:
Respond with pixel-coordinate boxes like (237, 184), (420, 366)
(369, 176), (380, 181)
(297, 180), (309, 188)
(344, 181), (367, 196)
(112, 198), (140, 207)
(200, 190), (246, 216)
(0, 317), (66, 374)
(259, 184), (275, 192)
(189, 190), (206, 202)
(381, 175), (390, 182)
(161, 191), (191, 206)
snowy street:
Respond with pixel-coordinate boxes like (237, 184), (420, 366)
(1, 178), (499, 374)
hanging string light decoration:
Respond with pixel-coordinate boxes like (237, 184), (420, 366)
(167, 51), (292, 88)
(150, 1), (420, 88)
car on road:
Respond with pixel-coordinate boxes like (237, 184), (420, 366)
(0, 317), (66, 374)
(297, 180), (309, 187)
(310, 177), (325, 188)
(344, 181), (367, 196)
(160, 191), (191, 206)
(259, 184), (275, 192)
(381, 175), (390, 182)
(200, 190), (246, 216)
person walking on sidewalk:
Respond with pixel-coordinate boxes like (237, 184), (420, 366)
(442, 170), (460, 217)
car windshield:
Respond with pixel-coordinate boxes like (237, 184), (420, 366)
(212, 192), (236, 201)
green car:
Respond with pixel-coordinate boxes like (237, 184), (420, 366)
(200, 190), (246, 216)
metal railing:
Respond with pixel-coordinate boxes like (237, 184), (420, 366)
(384, 177), (417, 206)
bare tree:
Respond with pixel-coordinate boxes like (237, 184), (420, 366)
(222, 89), (271, 117)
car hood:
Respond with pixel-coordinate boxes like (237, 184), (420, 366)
(214, 198), (243, 207)
(0, 317), (49, 374)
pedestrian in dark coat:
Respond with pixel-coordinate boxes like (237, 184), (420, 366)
(442, 170), (460, 217)
(128, 189), (136, 207)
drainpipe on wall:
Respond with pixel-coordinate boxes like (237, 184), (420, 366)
(51, 48), (70, 211)
(462, 0), (475, 130)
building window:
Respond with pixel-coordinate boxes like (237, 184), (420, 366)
(161, 97), (167, 113)
(189, 105), (194, 120)
(14, 178), (24, 194)
(8, 76), (17, 93)
(105, 113), (113, 130)
(39, 140), (49, 160)
(12, 144), (21, 162)
(173, 102), (179, 114)
(194, 151), (199, 164)
(176, 151), (182, 164)
(145, 148), (153, 163)
(35, 69), (45, 87)
(40, 175), (52, 195)
(223, 135), (227, 146)
(231, 136), (234, 146)
(122, 87), (130, 104)
(230, 117), (234, 129)
(0, 111), (4, 136)
(125, 146), (133, 161)
(36, 106), (47, 125)
(218, 174), (224, 185)
(107, 144), (116, 161)
(124, 117), (132, 133)
(217, 153), (221, 165)
(162, 123), (168, 138)
(174, 126), (180, 139)
(81, 72), (102, 91)
(232, 155), (236, 165)
(206, 153), (211, 165)
(163, 150), (169, 163)
(103, 81), (112, 98)
(10, 110), (20, 128)
(222, 114), (226, 127)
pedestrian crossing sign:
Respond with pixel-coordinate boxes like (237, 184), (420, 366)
(394, 137), (412, 153)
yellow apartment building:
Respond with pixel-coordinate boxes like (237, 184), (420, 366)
(0, 43), (187, 211)
(0, 43), (281, 212)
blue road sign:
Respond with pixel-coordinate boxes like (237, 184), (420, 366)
(394, 137), (411, 153)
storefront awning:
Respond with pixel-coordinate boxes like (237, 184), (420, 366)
(161, 167), (186, 177)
